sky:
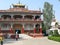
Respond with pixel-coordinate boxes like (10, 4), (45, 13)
(0, 0), (60, 21)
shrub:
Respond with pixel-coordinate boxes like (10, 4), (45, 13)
(53, 30), (59, 36)
(49, 30), (53, 36)
(48, 36), (60, 42)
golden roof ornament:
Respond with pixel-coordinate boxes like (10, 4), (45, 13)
(12, 1), (25, 7)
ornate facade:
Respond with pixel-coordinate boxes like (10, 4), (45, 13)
(0, 3), (43, 34)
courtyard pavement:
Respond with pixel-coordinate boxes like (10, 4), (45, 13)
(1, 37), (60, 45)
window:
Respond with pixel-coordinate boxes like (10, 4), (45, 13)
(24, 24), (34, 30)
(1, 24), (7, 28)
(1, 24), (11, 28)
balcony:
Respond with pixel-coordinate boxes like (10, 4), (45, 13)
(0, 18), (42, 22)
(0, 14), (43, 22)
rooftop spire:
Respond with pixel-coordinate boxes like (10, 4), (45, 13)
(12, 1), (25, 8)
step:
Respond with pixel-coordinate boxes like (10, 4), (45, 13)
(29, 33), (43, 37)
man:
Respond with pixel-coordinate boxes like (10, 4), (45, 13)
(15, 31), (18, 40)
(0, 36), (3, 45)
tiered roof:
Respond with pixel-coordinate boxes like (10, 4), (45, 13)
(0, 3), (42, 14)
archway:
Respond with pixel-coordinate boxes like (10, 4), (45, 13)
(13, 15), (23, 19)
(24, 24), (34, 33)
(35, 16), (40, 20)
(1, 15), (11, 19)
(24, 15), (33, 20)
(13, 24), (22, 34)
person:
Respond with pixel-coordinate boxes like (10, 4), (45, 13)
(15, 31), (18, 41)
(1, 40), (3, 45)
(0, 37), (3, 45)
(0, 33), (3, 45)
(15, 34), (18, 40)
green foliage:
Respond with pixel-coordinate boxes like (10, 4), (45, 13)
(42, 22), (46, 35)
(48, 29), (60, 42)
(43, 2), (55, 30)
(42, 22), (46, 31)
(55, 22), (58, 27)
(53, 30), (59, 36)
(49, 30), (53, 36)
(48, 36), (60, 42)
(55, 22), (58, 25)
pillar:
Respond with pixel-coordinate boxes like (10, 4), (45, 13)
(23, 15), (24, 19)
(39, 15), (41, 20)
(0, 27), (1, 33)
(33, 15), (35, 20)
(11, 15), (14, 20)
(34, 24), (36, 33)
(22, 24), (24, 33)
(10, 24), (13, 33)
(0, 15), (2, 20)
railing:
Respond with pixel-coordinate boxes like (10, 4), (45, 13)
(0, 18), (42, 22)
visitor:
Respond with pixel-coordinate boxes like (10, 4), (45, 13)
(1, 40), (3, 45)
(0, 36), (3, 45)
(15, 31), (18, 41)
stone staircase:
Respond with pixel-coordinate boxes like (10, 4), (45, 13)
(29, 33), (43, 38)
(19, 34), (34, 39)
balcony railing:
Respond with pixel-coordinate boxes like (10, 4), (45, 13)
(0, 18), (42, 22)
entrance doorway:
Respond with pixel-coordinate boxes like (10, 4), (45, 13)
(13, 24), (22, 34)
(15, 29), (21, 34)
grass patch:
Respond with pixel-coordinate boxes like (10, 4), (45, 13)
(48, 36), (60, 42)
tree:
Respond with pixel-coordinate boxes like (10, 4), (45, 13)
(55, 22), (58, 28)
(42, 21), (46, 35)
(43, 2), (55, 30)
(59, 0), (60, 1)
(53, 30), (59, 36)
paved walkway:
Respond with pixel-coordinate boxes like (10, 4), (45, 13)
(1, 37), (60, 45)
